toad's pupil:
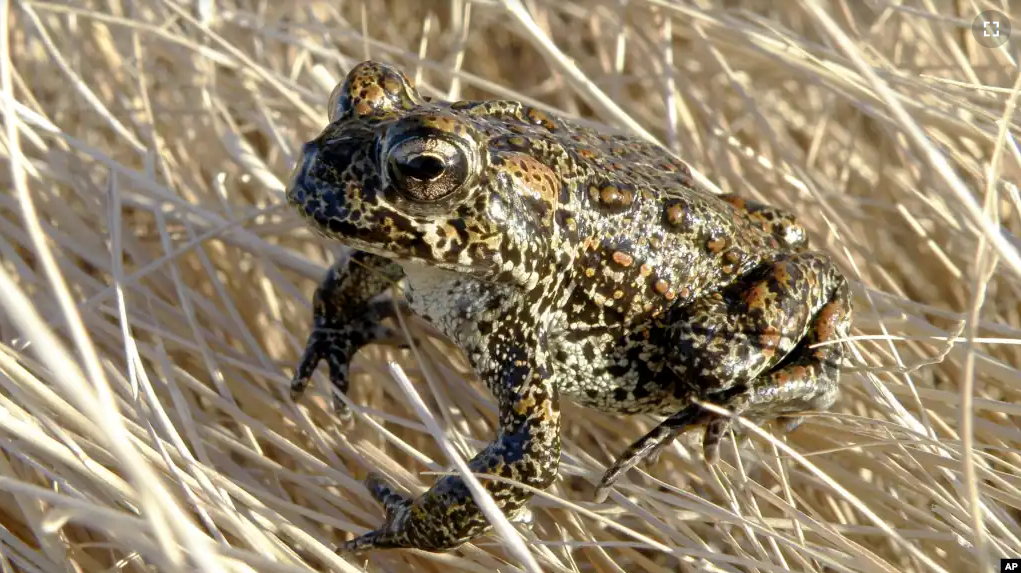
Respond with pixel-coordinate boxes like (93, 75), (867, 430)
(401, 155), (445, 181)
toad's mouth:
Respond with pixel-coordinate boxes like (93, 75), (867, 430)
(290, 189), (500, 281)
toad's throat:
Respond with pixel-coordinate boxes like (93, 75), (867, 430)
(306, 222), (500, 281)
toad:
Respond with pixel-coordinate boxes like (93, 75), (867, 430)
(287, 61), (851, 553)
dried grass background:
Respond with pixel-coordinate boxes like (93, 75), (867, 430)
(0, 1), (1019, 572)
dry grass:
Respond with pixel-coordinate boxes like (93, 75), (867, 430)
(0, 0), (1019, 571)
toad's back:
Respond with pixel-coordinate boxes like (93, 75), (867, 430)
(460, 104), (799, 332)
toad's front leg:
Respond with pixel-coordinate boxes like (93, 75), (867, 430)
(291, 250), (406, 416)
(338, 337), (561, 553)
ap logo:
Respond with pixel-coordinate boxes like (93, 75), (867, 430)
(1003, 558), (1021, 572)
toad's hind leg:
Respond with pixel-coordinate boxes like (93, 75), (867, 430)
(290, 250), (406, 416)
(596, 255), (851, 498)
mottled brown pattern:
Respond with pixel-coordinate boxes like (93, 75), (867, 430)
(287, 61), (853, 554)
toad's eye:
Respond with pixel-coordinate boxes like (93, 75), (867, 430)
(386, 136), (470, 202)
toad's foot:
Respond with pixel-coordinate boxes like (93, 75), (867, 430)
(335, 473), (414, 553)
(336, 341), (561, 554)
(593, 403), (711, 502)
(594, 402), (789, 501)
(335, 471), (535, 554)
(593, 372), (832, 503)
